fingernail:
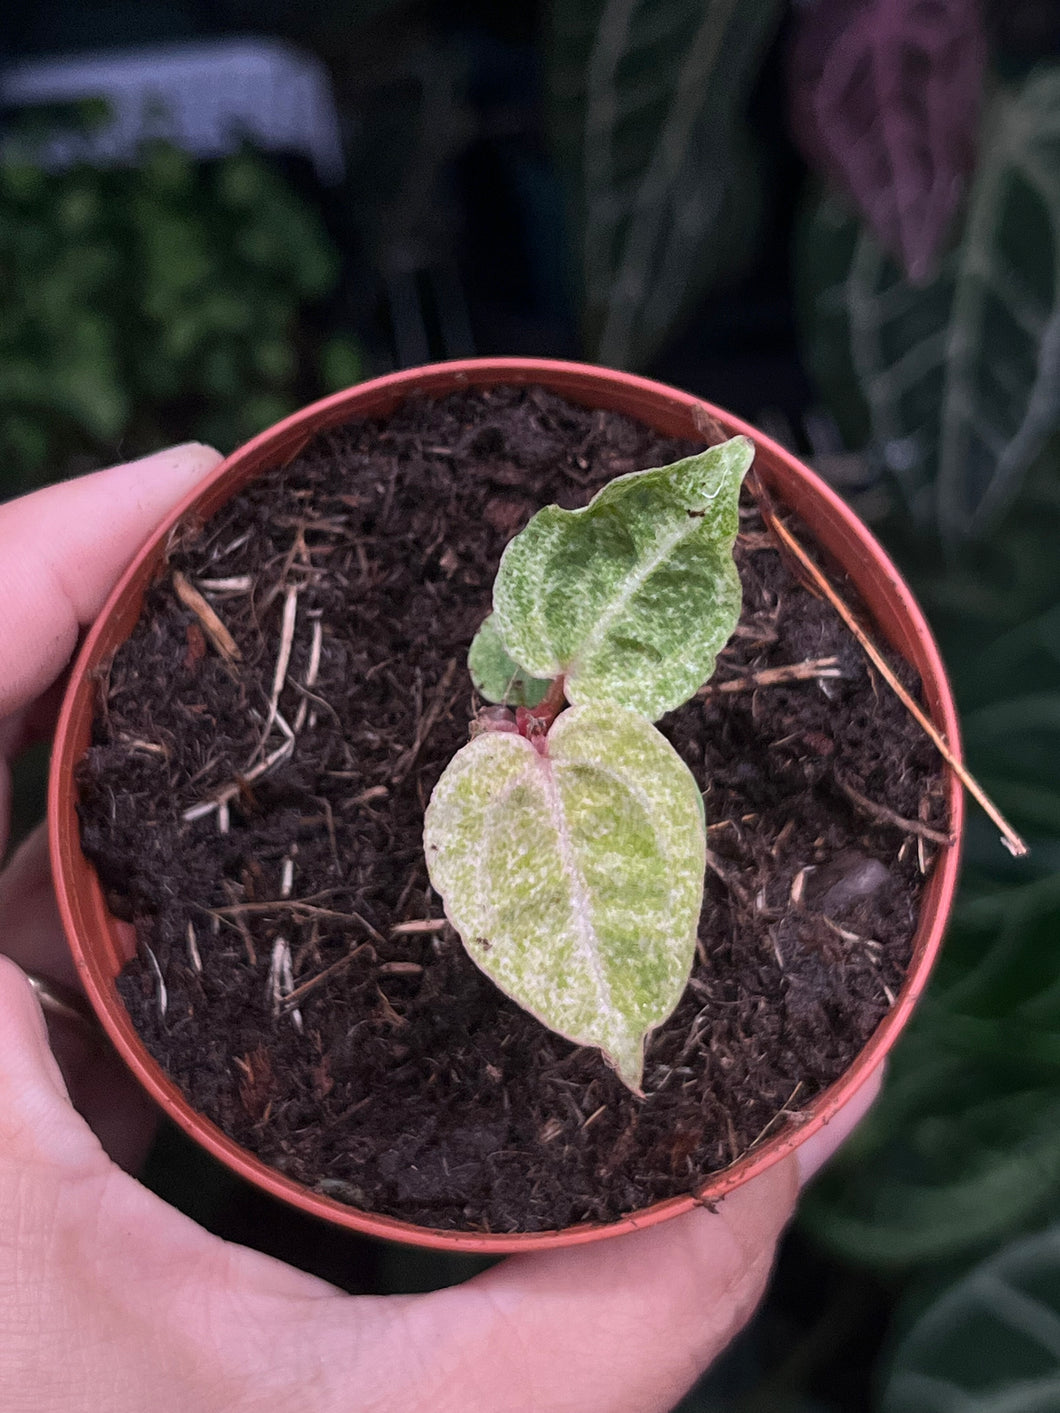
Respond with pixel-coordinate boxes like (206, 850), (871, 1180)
(121, 443), (222, 477)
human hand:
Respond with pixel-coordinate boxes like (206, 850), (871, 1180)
(0, 445), (882, 1413)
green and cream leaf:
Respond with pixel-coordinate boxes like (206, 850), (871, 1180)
(491, 438), (752, 721)
(423, 703), (707, 1093)
(468, 613), (551, 707)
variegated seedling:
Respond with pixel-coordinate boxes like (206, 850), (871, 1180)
(424, 436), (754, 1093)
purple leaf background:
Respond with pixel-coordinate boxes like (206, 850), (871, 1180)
(789, 0), (987, 283)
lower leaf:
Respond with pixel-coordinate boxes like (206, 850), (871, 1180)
(423, 703), (706, 1093)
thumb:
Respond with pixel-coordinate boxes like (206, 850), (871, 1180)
(379, 1077), (888, 1413)
(398, 1159), (797, 1413)
(0, 442), (223, 719)
(0, 956), (103, 1174)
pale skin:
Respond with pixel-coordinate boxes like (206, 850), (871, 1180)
(0, 444), (883, 1413)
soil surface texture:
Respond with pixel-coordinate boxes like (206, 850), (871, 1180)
(79, 386), (949, 1233)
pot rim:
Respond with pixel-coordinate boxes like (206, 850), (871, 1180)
(49, 357), (964, 1254)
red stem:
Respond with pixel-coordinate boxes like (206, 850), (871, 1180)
(515, 676), (567, 753)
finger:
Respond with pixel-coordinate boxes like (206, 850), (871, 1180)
(0, 443), (222, 722)
(0, 951), (347, 1413)
(0, 823), (80, 986)
(0, 825), (159, 1170)
(796, 1062), (885, 1185)
(0, 680), (67, 769)
(367, 1158), (798, 1413)
(0, 955), (104, 1173)
(394, 1079), (886, 1413)
(0, 954), (337, 1297)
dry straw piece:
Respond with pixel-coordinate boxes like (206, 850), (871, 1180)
(756, 487), (1027, 859)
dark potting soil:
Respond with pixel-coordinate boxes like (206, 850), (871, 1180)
(78, 386), (950, 1233)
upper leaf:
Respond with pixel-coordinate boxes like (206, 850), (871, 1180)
(468, 613), (551, 707)
(789, 0), (986, 283)
(423, 703), (707, 1093)
(491, 438), (752, 721)
(800, 70), (1060, 540)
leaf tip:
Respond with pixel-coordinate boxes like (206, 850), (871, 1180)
(606, 1033), (647, 1098)
(727, 433), (756, 473)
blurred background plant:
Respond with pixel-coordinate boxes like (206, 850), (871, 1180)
(0, 107), (360, 497)
(3, 0), (1060, 1407)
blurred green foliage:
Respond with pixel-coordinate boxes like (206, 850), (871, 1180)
(789, 62), (1060, 1413)
(798, 69), (1060, 546)
(547, 0), (783, 370)
(0, 134), (361, 498)
(880, 1221), (1060, 1410)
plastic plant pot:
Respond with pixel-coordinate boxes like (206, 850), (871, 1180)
(49, 358), (964, 1255)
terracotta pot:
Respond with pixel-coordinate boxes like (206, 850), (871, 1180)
(49, 358), (964, 1254)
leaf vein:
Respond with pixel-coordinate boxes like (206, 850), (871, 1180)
(567, 509), (719, 684)
(538, 754), (617, 1026)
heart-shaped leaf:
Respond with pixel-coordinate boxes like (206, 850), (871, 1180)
(423, 703), (706, 1093)
(491, 438), (752, 721)
(789, 0), (986, 283)
(468, 613), (551, 707)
